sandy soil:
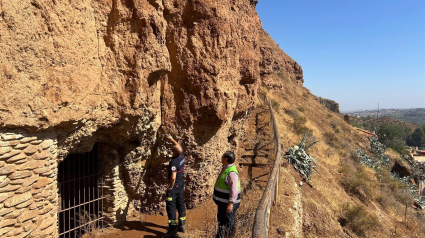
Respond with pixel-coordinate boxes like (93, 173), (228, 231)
(413, 156), (425, 162)
(93, 199), (219, 238)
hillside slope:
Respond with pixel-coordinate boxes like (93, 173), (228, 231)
(254, 30), (425, 238)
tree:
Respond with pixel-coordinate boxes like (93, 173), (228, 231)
(377, 124), (406, 153)
(406, 127), (425, 148)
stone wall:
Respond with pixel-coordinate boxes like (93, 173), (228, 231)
(0, 131), (58, 237)
(98, 144), (129, 224)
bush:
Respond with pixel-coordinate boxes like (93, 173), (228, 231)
(375, 169), (413, 213)
(324, 131), (339, 148)
(341, 203), (380, 237)
(377, 124), (410, 154)
(285, 108), (298, 118)
(270, 99), (280, 112)
(292, 115), (312, 135)
(340, 157), (375, 202)
(297, 106), (305, 112)
(406, 127), (425, 147)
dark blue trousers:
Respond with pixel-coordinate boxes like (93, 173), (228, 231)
(165, 180), (186, 222)
(215, 202), (240, 238)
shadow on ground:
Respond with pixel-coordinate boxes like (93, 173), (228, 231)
(114, 221), (168, 237)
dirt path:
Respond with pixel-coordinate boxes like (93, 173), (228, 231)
(93, 199), (218, 238)
(91, 103), (276, 238)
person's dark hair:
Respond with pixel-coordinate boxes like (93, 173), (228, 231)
(172, 145), (183, 157)
(223, 151), (235, 164)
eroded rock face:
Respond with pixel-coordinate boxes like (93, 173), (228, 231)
(315, 97), (340, 113)
(259, 29), (304, 88)
(0, 0), (261, 210)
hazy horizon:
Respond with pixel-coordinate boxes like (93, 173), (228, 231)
(341, 107), (425, 113)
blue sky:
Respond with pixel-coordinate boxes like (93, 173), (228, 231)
(256, 0), (425, 112)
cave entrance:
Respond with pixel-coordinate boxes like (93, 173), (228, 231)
(58, 144), (105, 238)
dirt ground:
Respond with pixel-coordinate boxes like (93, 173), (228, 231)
(413, 155), (425, 162)
(93, 199), (218, 238)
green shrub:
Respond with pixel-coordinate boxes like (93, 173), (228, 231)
(297, 106), (305, 112)
(327, 113), (332, 118)
(341, 203), (380, 237)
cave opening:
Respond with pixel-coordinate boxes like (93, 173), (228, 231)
(58, 143), (105, 238)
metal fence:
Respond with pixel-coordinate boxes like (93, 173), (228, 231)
(252, 95), (282, 238)
(58, 144), (105, 238)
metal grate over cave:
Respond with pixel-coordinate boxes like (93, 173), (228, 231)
(58, 144), (105, 238)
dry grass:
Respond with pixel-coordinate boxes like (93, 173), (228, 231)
(292, 115), (313, 135)
(323, 131), (339, 149)
(339, 156), (376, 202)
(241, 79), (424, 237)
(340, 203), (380, 237)
(375, 168), (414, 214)
(80, 211), (109, 238)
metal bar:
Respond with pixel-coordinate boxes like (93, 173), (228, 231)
(100, 147), (104, 229)
(58, 217), (105, 236)
(73, 155), (76, 238)
(88, 151), (91, 232)
(58, 192), (104, 212)
(68, 156), (71, 235)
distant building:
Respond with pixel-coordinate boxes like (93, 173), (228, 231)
(344, 114), (350, 124)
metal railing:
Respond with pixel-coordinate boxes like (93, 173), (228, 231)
(252, 95), (282, 238)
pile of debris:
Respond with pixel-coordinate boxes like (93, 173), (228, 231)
(284, 133), (319, 181)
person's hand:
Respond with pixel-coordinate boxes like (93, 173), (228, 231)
(226, 203), (233, 213)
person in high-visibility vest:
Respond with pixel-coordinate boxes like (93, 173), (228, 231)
(213, 151), (241, 238)
(164, 135), (186, 238)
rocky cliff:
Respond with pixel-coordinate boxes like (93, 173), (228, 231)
(0, 0), (308, 219)
(0, 0), (267, 214)
(315, 97), (341, 113)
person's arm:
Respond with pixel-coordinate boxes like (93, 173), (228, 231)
(168, 171), (176, 191)
(226, 172), (239, 213)
(167, 135), (179, 146)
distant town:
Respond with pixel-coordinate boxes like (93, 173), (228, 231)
(346, 108), (425, 125)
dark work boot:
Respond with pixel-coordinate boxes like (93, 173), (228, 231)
(177, 219), (186, 233)
(164, 224), (178, 238)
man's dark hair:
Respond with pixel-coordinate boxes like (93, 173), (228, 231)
(224, 151), (235, 164)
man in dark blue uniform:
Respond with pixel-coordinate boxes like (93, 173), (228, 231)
(164, 135), (186, 238)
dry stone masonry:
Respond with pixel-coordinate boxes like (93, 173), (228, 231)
(0, 131), (58, 238)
